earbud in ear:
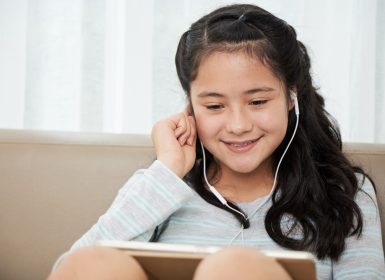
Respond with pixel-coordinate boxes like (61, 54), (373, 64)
(290, 91), (299, 116)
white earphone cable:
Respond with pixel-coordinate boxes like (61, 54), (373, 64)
(200, 140), (249, 220)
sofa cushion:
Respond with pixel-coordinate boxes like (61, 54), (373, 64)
(0, 130), (383, 280)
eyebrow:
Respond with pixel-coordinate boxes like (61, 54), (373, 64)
(197, 87), (275, 98)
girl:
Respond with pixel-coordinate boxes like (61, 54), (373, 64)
(49, 4), (384, 280)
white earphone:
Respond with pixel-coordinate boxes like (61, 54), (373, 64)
(291, 91), (299, 116)
(200, 90), (299, 226)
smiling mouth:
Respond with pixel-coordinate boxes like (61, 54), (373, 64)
(222, 138), (260, 152)
(227, 140), (256, 147)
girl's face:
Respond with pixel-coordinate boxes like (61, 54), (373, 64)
(190, 51), (292, 177)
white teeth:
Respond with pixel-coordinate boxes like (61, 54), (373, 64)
(230, 141), (252, 147)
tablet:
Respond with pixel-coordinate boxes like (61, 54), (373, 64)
(96, 240), (316, 280)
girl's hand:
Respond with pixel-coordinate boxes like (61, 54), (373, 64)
(151, 107), (197, 178)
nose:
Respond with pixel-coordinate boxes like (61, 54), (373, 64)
(225, 108), (253, 135)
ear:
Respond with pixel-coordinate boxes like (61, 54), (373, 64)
(289, 90), (300, 116)
(288, 91), (295, 110)
(185, 102), (194, 117)
(186, 99), (195, 116)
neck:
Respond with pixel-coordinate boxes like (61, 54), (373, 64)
(209, 160), (274, 203)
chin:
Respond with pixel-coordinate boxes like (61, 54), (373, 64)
(225, 161), (261, 174)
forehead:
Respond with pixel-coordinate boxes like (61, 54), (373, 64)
(190, 51), (283, 97)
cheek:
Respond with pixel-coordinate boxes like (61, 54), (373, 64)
(256, 107), (288, 135)
(194, 113), (221, 140)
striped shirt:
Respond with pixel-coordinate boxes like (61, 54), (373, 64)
(68, 160), (385, 279)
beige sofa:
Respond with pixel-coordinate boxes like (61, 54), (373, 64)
(0, 129), (384, 280)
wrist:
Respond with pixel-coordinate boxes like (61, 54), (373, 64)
(157, 157), (185, 178)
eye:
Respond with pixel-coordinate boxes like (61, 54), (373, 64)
(249, 100), (267, 106)
(205, 104), (224, 110)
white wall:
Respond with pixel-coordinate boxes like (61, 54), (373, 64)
(0, 0), (27, 129)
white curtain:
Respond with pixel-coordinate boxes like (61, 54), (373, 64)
(0, 0), (384, 142)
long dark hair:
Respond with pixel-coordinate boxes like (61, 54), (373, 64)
(175, 4), (371, 260)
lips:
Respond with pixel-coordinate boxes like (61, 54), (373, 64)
(222, 138), (260, 153)
(228, 140), (255, 147)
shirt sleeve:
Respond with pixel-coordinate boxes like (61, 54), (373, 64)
(68, 160), (195, 250)
(332, 175), (385, 279)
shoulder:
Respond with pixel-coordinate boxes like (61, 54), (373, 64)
(332, 173), (385, 279)
(355, 173), (377, 203)
(354, 173), (381, 224)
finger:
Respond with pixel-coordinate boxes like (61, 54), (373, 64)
(174, 125), (185, 138)
(173, 113), (187, 139)
(187, 116), (196, 146)
(179, 115), (191, 145)
(173, 114), (189, 145)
